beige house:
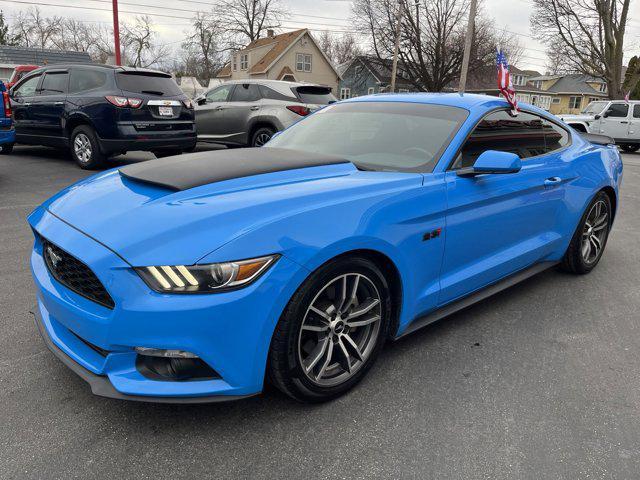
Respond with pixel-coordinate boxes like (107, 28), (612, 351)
(217, 29), (341, 93)
(527, 74), (609, 114)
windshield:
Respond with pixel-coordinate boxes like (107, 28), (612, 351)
(266, 102), (468, 172)
(582, 101), (608, 115)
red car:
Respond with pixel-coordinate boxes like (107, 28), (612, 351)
(7, 65), (39, 89)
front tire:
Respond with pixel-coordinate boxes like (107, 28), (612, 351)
(560, 191), (612, 274)
(0, 143), (14, 154)
(268, 256), (392, 403)
(70, 126), (106, 169)
(620, 144), (640, 153)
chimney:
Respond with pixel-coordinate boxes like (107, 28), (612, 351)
(267, 29), (275, 38)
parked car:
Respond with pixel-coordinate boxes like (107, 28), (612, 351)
(0, 81), (15, 153)
(28, 94), (622, 403)
(10, 64), (196, 169)
(559, 100), (640, 152)
(6, 65), (39, 89)
(194, 79), (336, 147)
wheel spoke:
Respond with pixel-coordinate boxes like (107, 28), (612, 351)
(582, 239), (591, 259)
(349, 298), (380, 319)
(337, 338), (352, 373)
(304, 335), (330, 373)
(316, 338), (334, 380)
(309, 305), (331, 323)
(590, 235), (601, 257)
(341, 274), (360, 314)
(302, 324), (329, 332)
(335, 275), (348, 313)
(348, 314), (381, 328)
(593, 213), (608, 229)
(342, 333), (364, 362)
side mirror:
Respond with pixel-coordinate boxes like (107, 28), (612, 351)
(594, 114), (601, 120)
(197, 97), (207, 106)
(457, 150), (522, 177)
(602, 110), (610, 118)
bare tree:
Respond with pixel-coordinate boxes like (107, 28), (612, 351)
(352, 0), (521, 92)
(623, 55), (640, 99)
(121, 16), (169, 68)
(10, 7), (61, 48)
(317, 31), (363, 66)
(50, 19), (100, 53)
(530, 0), (632, 99)
(182, 12), (226, 81)
(214, 0), (286, 46)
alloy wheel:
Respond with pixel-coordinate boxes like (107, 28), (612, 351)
(74, 133), (93, 164)
(254, 132), (272, 147)
(581, 200), (609, 264)
(298, 273), (382, 387)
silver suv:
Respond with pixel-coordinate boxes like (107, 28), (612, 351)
(194, 79), (337, 147)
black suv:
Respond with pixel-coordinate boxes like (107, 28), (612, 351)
(10, 64), (196, 169)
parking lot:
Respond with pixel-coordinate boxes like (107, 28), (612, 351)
(1, 146), (639, 479)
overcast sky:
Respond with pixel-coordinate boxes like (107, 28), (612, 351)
(0, 0), (638, 73)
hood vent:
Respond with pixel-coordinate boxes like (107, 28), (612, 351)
(119, 147), (351, 191)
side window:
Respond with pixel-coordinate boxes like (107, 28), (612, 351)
(12, 74), (41, 98)
(455, 110), (547, 169)
(69, 70), (107, 94)
(606, 103), (629, 118)
(205, 85), (233, 103)
(229, 83), (260, 102)
(258, 85), (294, 101)
(542, 119), (570, 153)
(39, 72), (69, 95)
(634, 104), (640, 119)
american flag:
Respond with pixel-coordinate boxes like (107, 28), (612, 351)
(496, 49), (518, 112)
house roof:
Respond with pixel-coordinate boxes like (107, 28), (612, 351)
(540, 74), (608, 95)
(351, 56), (414, 86)
(461, 65), (552, 94)
(0, 46), (92, 66)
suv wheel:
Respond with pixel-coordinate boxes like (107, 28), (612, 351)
(251, 127), (275, 147)
(0, 143), (14, 154)
(620, 144), (639, 153)
(268, 256), (392, 403)
(70, 126), (106, 169)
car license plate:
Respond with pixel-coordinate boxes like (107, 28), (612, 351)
(158, 106), (173, 116)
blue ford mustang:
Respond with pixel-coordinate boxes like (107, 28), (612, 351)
(28, 93), (623, 403)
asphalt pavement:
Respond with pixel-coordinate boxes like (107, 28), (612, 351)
(1, 146), (639, 479)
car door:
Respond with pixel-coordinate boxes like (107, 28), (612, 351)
(223, 83), (262, 144)
(194, 84), (234, 140)
(597, 102), (631, 140)
(10, 73), (42, 140)
(439, 109), (572, 305)
(32, 69), (69, 143)
(629, 104), (640, 140)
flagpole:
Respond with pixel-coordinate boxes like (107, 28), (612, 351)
(458, 0), (478, 92)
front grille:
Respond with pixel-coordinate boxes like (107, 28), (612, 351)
(43, 240), (115, 309)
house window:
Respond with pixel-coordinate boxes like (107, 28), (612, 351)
(367, 87), (375, 95)
(599, 83), (607, 93)
(296, 53), (312, 72)
(552, 98), (560, 104)
(569, 96), (582, 109)
(398, 88), (409, 93)
(588, 97), (599, 104)
(340, 87), (351, 100)
(240, 54), (248, 70)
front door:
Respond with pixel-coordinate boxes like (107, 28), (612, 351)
(31, 70), (69, 143)
(10, 73), (42, 140)
(195, 84), (234, 141)
(223, 83), (262, 144)
(439, 109), (571, 305)
(597, 102), (631, 140)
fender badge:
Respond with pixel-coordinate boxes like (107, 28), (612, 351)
(423, 228), (442, 241)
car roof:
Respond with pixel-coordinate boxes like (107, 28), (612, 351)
(28, 64), (171, 77)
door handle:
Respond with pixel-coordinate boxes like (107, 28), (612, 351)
(54, 101), (64, 105)
(24, 102), (31, 106)
(215, 105), (225, 111)
(620, 121), (628, 124)
(544, 177), (562, 187)
(250, 106), (260, 111)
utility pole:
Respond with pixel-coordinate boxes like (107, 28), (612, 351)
(112, 0), (122, 66)
(390, 0), (403, 93)
(458, 0), (478, 92)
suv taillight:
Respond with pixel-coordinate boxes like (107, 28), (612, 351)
(2, 91), (11, 118)
(105, 95), (143, 108)
(286, 105), (311, 116)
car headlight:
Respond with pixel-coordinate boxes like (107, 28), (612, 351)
(135, 255), (279, 293)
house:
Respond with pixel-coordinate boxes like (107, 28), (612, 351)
(216, 29), (342, 94)
(338, 55), (419, 99)
(0, 46), (93, 80)
(527, 74), (608, 114)
(458, 65), (556, 111)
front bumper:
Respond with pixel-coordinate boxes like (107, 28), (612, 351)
(29, 207), (305, 402)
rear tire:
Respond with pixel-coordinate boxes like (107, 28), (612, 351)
(268, 256), (392, 403)
(251, 127), (275, 147)
(620, 144), (640, 153)
(0, 143), (14, 154)
(560, 191), (612, 274)
(70, 126), (107, 169)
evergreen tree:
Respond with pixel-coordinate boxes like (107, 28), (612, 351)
(623, 57), (640, 100)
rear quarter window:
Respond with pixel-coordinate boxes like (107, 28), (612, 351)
(116, 72), (182, 96)
(69, 69), (108, 93)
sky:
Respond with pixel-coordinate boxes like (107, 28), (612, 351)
(0, 0), (638, 73)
